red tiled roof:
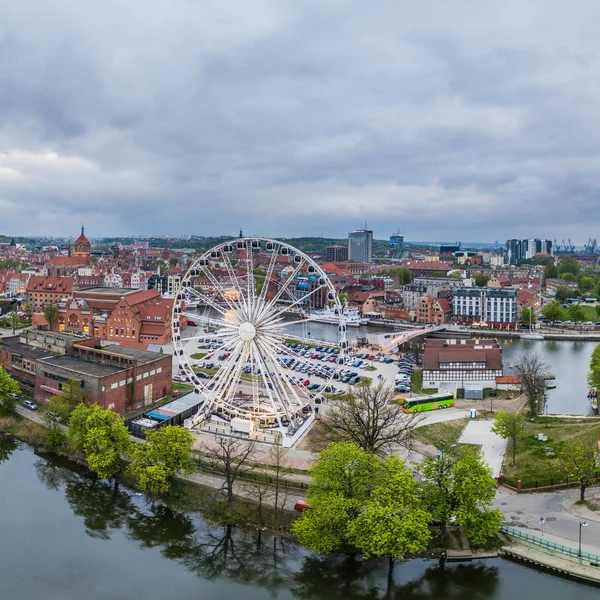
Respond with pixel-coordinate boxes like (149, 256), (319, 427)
(27, 276), (75, 293)
(496, 375), (520, 384)
(46, 255), (90, 266)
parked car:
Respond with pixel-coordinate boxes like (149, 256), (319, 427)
(23, 400), (38, 411)
(294, 499), (312, 512)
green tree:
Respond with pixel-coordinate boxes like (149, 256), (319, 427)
(43, 303), (59, 331)
(520, 307), (537, 326)
(0, 366), (20, 417)
(587, 344), (600, 391)
(346, 456), (431, 559)
(47, 377), (87, 422)
(558, 257), (580, 276)
(491, 411), (525, 466)
(420, 447), (502, 545)
(449, 271), (463, 279)
(22, 302), (33, 320)
(475, 274), (490, 287)
(169, 257), (180, 267)
(68, 404), (132, 483)
(338, 292), (350, 306)
(558, 438), (600, 502)
(544, 265), (558, 280)
(9, 309), (20, 334)
(555, 286), (576, 302)
(128, 425), (194, 496)
(292, 442), (381, 554)
(578, 276), (596, 293)
(559, 273), (576, 282)
(541, 301), (564, 322)
(567, 303), (585, 322)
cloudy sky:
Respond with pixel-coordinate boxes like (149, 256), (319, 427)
(2, 1), (600, 242)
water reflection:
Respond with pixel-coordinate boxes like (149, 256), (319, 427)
(0, 434), (18, 465)
(392, 563), (499, 599)
(30, 455), (505, 599)
(501, 339), (598, 415)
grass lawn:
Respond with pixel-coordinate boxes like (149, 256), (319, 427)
(502, 417), (600, 487)
(172, 382), (194, 393)
(190, 352), (206, 360)
(413, 418), (469, 450)
(411, 369), (437, 395)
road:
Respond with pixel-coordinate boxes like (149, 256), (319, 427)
(495, 487), (600, 555)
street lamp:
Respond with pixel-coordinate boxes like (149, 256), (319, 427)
(579, 521), (588, 559)
(539, 517), (545, 536)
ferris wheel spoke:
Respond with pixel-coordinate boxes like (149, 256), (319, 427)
(255, 337), (310, 413)
(255, 256), (307, 322)
(250, 340), (284, 428)
(189, 335), (240, 366)
(257, 243), (279, 306)
(220, 247), (250, 320)
(204, 341), (246, 409)
(179, 310), (237, 332)
(245, 243), (256, 316)
(257, 283), (327, 330)
(184, 286), (231, 318)
(218, 343), (250, 411)
(195, 263), (240, 315)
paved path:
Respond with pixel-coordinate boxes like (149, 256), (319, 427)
(495, 487), (600, 555)
(458, 419), (506, 475)
(417, 407), (470, 427)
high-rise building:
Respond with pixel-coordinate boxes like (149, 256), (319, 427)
(326, 245), (348, 262)
(348, 229), (373, 263)
(506, 238), (553, 265)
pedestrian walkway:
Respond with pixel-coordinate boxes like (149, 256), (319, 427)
(458, 419), (506, 475)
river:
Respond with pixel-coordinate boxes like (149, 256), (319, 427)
(499, 338), (597, 416)
(1, 436), (598, 599)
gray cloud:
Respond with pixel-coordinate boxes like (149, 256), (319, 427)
(1, 0), (600, 243)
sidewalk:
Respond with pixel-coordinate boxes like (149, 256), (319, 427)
(458, 419), (507, 476)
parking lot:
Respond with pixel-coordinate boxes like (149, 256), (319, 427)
(170, 326), (414, 396)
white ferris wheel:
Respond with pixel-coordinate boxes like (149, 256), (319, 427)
(171, 236), (348, 437)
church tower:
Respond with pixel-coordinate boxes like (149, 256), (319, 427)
(73, 224), (91, 257)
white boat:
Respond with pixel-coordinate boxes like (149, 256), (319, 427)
(521, 333), (544, 340)
(308, 305), (366, 327)
(162, 292), (199, 310)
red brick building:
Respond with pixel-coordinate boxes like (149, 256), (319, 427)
(35, 343), (172, 414)
(416, 296), (452, 325)
(27, 276), (76, 312)
(50, 287), (179, 350)
(45, 225), (92, 276)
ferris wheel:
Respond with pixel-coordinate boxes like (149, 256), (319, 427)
(171, 236), (348, 436)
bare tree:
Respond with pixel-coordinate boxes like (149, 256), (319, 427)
(513, 353), (550, 416)
(244, 481), (273, 526)
(268, 439), (289, 517)
(321, 382), (421, 456)
(202, 435), (256, 505)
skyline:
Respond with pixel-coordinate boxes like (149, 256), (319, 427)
(3, 2), (600, 239)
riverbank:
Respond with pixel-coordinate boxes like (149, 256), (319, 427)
(448, 326), (600, 342)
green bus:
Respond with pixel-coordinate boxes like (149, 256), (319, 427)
(402, 392), (455, 413)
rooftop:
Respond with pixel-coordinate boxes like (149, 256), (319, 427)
(0, 336), (54, 360)
(77, 287), (138, 295)
(101, 344), (166, 365)
(39, 355), (124, 377)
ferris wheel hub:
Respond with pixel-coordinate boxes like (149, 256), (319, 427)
(238, 321), (256, 341)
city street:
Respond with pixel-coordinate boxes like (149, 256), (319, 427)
(495, 487), (600, 555)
